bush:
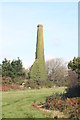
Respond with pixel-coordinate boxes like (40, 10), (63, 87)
(42, 94), (80, 119)
(24, 79), (28, 86)
(2, 76), (12, 84)
(65, 85), (80, 98)
(44, 80), (54, 88)
(28, 80), (39, 89)
(26, 79), (54, 89)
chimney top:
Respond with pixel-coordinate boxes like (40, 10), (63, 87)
(37, 24), (43, 27)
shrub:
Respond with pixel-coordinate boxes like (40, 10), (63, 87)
(65, 86), (80, 98)
(43, 94), (80, 119)
(2, 76), (12, 84)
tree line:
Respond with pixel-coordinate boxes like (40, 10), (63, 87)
(1, 57), (80, 91)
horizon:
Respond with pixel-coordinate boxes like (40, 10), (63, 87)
(0, 2), (78, 68)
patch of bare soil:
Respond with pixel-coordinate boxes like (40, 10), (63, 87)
(32, 103), (68, 118)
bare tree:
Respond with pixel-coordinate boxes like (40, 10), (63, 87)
(46, 58), (68, 85)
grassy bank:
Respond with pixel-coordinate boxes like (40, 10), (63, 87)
(2, 87), (66, 118)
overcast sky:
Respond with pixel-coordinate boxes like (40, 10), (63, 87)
(0, 2), (78, 68)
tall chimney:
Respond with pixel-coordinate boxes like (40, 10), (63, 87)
(30, 24), (47, 81)
(36, 24), (44, 60)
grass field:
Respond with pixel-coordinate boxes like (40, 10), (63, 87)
(2, 87), (66, 118)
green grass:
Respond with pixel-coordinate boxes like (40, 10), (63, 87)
(2, 87), (66, 118)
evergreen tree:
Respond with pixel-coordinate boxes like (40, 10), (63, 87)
(66, 57), (80, 97)
(68, 57), (80, 85)
(2, 58), (14, 78)
(2, 58), (26, 80)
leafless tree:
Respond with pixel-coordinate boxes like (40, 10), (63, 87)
(45, 58), (68, 85)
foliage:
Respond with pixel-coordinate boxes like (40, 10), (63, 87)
(68, 69), (78, 88)
(29, 25), (47, 81)
(68, 57), (79, 74)
(67, 57), (80, 97)
(68, 57), (80, 85)
(2, 58), (13, 78)
(65, 86), (80, 97)
(2, 58), (26, 84)
(42, 94), (80, 119)
(0, 64), (2, 84)
(2, 76), (12, 84)
(0, 64), (1, 76)
(25, 79), (54, 89)
(23, 68), (29, 79)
